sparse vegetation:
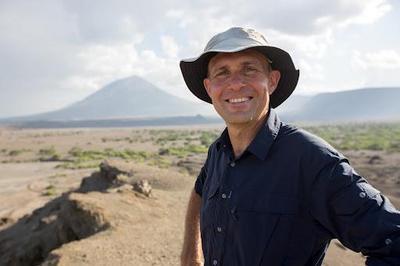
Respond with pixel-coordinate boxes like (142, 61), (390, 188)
(56, 161), (100, 170)
(2, 124), (399, 170)
(158, 145), (208, 158)
(199, 131), (219, 146)
(8, 149), (30, 156)
(56, 147), (156, 169)
(48, 173), (67, 179)
(42, 185), (57, 196)
(38, 147), (62, 161)
(68, 147), (151, 162)
(304, 123), (400, 152)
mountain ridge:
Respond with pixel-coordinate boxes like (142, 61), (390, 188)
(279, 87), (400, 122)
(2, 76), (212, 121)
(0, 76), (399, 126)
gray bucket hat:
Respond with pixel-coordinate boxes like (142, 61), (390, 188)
(179, 27), (300, 108)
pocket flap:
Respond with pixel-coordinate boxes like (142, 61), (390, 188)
(205, 184), (219, 200)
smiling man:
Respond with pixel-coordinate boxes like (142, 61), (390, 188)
(179, 27), (400, 266)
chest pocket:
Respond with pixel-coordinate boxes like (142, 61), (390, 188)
(200, 183), (219, 229)
(230, 193), (299, 266)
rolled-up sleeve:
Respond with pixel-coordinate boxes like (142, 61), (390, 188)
(194, 165), (207, 197)
(311, 160), (400, 265)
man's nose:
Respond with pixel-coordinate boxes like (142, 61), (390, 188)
(227, 72), (246, 91)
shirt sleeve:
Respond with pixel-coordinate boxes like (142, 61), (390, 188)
(194, 165), (207, 197)
(310, 159), (400, 265)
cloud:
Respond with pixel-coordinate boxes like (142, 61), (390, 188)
(0, 0), (396, 117)
(161, 35), (179, 58)
(172, 0), (392, 36)
(352, 49), (400, 69)
(339, 0), (392, 26)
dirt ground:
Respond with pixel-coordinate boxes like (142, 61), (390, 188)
(0, 127), (399, 265)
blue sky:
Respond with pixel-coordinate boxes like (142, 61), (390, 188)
(0, 0), (399, 117)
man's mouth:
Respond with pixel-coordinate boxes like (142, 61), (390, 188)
(226, 97), (252, 103)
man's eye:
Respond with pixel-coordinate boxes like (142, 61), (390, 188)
(245, 66), (257, 73)
(215, 70), (229, 77)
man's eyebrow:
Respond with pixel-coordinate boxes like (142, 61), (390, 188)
(209, 65), (229, 74)
(241, 60), (265, 66)
(211, 60), (260, 71)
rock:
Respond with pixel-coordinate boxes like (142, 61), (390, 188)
(107, 184), (134, 193)
(79, 160), (134, 193)
(99, 159), (133, 181)
(0, 193), (110, 266)
(115, 174), (129, 184)
(133, 180), (152, 197)
(368, 155), (382, 164)
(0, 217), (13, 227)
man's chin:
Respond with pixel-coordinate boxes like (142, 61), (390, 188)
(224, 116), (256, 125)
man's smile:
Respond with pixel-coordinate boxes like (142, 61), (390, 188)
(226, 97), (253, 104)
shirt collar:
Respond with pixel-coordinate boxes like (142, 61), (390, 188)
(216, 127), (231, 151)
(216, 109), (281, 160)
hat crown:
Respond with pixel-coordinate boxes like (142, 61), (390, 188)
(204, 27), (269, 52)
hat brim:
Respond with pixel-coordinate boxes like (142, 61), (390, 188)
(180, 45), (299, 108)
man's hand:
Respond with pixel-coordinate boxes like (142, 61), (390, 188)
(181, 189), (203, 266)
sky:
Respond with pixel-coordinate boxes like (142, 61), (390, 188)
(0, 0), (399, 117)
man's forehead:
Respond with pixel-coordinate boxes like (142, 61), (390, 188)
(208, 49), (269, 70)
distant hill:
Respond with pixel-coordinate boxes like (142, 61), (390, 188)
(3, 76), (212, 121)
(1, 81), (399, 128)
(278, 87), (400, 122)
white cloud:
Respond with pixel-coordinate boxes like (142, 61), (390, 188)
(339, 0), (392, 26)
(165, 9), (184, 19)
(352, 49), (400, 69)
(0, 0), (398, 117)
(161, 35), (179, 58)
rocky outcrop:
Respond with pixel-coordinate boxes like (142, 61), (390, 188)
(0, 193), (110, 266)
(0, 159), (156, 266)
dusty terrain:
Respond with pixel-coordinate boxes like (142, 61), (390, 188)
(0, 126), (399, 265)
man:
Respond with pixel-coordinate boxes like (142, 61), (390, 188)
(179, 27), (400, 266)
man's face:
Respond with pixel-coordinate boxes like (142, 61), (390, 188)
(203, 49), (280, 126)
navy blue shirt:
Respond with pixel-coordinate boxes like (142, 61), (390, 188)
(195, 109), (400, 266)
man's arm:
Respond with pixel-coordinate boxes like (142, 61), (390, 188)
(181, 189), (203, 266)
(311, 160), (400, 265)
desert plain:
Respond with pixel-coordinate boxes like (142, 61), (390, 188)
(0, 123), (399, 265)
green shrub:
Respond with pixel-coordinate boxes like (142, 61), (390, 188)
(8, 149), (30, 156)
(42, 185), (57, 196)
(304, 123), (400, 152)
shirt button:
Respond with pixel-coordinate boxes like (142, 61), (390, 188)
(213, 259), (218, 265)
(385, 238), (392, 245)
(221, 193), (227, 199)
(359, 192), (366, 198)
(217, 226), (222, 232)
(230, 161), (236, 167)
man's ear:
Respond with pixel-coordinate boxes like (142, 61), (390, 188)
(203, 78), (212, 97)
(268, 70), (281, 95)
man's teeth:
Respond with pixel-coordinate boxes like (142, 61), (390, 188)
(228, 97), (250, 103)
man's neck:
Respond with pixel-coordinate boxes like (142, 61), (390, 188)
(227, 114), (268, 159)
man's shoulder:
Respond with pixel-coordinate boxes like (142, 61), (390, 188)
(278, 123), (343, 158)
